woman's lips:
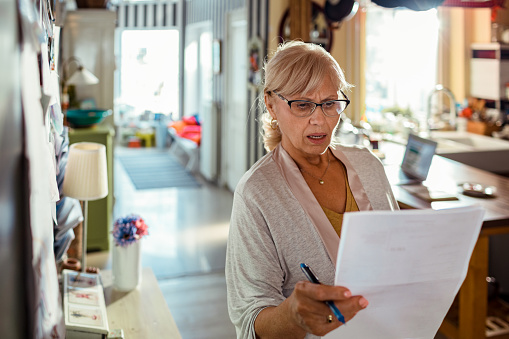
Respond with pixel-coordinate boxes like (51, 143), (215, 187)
(307, 134), (327, 144)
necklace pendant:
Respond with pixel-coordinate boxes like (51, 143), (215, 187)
(319, 180), (324, 185)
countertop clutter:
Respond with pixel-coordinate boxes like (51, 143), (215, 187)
(459, 97), (503, 136)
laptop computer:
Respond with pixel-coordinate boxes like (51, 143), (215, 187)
(396, 133), (438, 185)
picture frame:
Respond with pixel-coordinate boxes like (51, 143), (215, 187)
(248, 36), (264, 89)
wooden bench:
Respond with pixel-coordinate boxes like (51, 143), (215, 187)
(168, 127), (200, 172)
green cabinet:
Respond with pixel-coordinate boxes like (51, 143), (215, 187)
(69, 125), (114, 251)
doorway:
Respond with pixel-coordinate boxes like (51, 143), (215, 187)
(184, 22), (216, 180)
(224, 9), (248, 192)
(115, 29), (180, 124)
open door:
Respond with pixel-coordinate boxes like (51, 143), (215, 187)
(184, 22), (215, 180)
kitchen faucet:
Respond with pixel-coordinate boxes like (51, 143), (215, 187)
(426, 84), (457, 136)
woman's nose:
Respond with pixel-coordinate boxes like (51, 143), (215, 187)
(309, 106), (327, 124)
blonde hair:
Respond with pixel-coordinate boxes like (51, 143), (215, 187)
(260, 41), (352, 151)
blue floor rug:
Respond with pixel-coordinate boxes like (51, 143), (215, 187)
(117, 151), (201, 190)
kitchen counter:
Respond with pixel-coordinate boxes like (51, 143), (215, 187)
(379, 141), (509, 339)
(381, 141), (509, 230)
(381, 131), (509, 176)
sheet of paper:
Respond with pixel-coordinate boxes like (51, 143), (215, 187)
(324, 206), (484, 339)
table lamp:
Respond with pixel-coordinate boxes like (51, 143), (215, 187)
(61, 56), (99, 109)
(62, 56), (99, 86)
(63, 142), (108, 272)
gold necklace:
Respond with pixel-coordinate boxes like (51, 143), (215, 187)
(299, 151), (330, 185)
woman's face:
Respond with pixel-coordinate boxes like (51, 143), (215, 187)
(266, 77), (341, 159)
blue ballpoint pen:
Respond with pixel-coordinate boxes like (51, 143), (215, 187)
(300, 263), (346, 325)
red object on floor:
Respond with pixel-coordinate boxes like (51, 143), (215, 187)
(128, 137), (142, 148)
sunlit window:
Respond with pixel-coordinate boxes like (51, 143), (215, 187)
(365, 6), (439, 134)
(116, 29), (179, 123)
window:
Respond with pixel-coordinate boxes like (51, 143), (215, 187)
(115, 29), (179, 123)
(365, 6), (439, 133)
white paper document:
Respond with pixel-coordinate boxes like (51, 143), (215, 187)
(324, 206), (485, 339)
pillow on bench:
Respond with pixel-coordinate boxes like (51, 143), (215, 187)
(168, 115), (201, 145)
(179, 125), (201, 145)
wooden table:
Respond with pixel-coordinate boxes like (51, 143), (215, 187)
(101, 267), (182, 339)
(380, 142), (509, 339)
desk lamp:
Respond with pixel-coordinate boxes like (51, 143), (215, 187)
(63, 142), (108, 272)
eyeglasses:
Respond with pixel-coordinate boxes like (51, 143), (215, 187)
(273, 90), (350, 118)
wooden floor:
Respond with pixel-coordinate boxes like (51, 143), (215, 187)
(159, 272), (234, 339)
(88, 145), (449, 339)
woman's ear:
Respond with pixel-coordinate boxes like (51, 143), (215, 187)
(264, 92), (277, 119)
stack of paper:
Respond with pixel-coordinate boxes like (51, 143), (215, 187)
(325, 206), (484, 339)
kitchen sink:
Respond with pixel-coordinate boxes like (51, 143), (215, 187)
(380, 131), (509, 175)
(430, 131), (509, 152)
(428, 131), (509, 175)
(433, 138), (472, 153)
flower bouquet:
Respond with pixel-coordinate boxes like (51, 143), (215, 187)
(111, 214), (148, 291)
(112, 214), (149, 247)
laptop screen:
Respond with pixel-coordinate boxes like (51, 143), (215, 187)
(401, 133), (437, 181)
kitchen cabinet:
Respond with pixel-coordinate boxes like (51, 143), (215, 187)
(69, 125), (114, 251)
(470, 43), (509, 101)
(470, 42), (509, 119)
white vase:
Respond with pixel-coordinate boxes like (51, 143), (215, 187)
(112, 240), (142, 291)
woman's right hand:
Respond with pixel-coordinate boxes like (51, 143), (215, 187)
(286, 280), (368, 337)
(254, 281), (368, 338)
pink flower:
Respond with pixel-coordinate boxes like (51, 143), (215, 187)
(112, 214), (149, 247)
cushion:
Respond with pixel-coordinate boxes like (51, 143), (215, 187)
(180, 125), (201, 145)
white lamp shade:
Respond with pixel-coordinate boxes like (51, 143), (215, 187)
(63, 142), (108, 201)
(66, 67), (99, 86)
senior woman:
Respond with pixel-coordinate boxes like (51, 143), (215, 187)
(225, 41), (398, 338)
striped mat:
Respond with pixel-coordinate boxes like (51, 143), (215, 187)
(117, 150), (201, 190)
